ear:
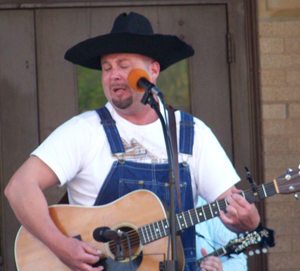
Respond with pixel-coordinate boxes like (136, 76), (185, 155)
(149, 61), (160, 83)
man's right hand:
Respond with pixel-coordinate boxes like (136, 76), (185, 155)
(53, 237), (103, 271)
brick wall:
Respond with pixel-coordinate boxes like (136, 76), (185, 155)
(259, 15), (300, 271)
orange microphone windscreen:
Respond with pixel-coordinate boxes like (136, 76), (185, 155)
(127, 69), (150, 92)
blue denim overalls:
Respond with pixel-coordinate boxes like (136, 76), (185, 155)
(94, 107), (197, 271)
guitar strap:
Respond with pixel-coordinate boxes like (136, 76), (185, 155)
(167, 106), (182, 213)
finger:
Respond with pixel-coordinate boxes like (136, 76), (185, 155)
(231, 193), (251, 208)
(219, 209), (234, 225)
(83, 243), (102, 256)
(81, 244), (102, 265)
(201, 256), (222, 271)
(225, 194), (251, 215)
(231, 186), (242, 194)
(82, 262), (104, 271)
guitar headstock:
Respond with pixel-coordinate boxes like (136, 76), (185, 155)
(225, 226), (275, 255)
(195, 225), (275, 269)
(275, 167), (300, 196)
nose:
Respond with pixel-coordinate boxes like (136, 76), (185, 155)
(110, 67), (122, 81)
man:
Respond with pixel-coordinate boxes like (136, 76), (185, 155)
(5, 12), (259, 271)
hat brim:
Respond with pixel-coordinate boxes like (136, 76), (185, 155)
(64, 32), (194, 71)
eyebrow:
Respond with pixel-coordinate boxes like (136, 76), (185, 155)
(101, 58), (131, 66)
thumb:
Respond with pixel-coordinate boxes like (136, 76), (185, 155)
(201, 247), (208, 256)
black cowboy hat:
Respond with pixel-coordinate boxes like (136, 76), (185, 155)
(64, 12), (194, 71)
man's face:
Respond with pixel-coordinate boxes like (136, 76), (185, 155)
(101, 53), (155, 113)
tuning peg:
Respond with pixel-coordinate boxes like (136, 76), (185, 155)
(286, 168), (293, 173)
(248, 251), (254, 256)
(262, 248), (268, 253)
(295, 193), (299, 200)
(285, 174), (291, 180)
(298, 164), (300, 170)
(255, 249), (260, 254)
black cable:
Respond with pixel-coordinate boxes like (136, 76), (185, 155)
(195, 231), (224, 251)
(123, 233), (133, 271)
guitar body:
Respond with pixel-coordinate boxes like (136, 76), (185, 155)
(15, 190), (184, 271)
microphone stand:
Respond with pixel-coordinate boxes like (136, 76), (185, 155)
(140, 89), (178, 271)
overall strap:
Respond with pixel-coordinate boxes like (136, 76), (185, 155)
(95, 107), (125, 154)
(179, 111), (195, 155)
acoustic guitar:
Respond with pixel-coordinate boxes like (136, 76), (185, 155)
(15, 169), (300, 270)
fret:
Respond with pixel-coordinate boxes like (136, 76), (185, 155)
(203, 205), (214, 220)
(195, 247), (226, 269)
(189, 209), (197, 225)
(217, 199), (226, 213)
(262, 184), (267, 198)
(257, 186), (265, 200)
(161, 220), (167, 236)
(139, 227), (146, 244)
(201, 206), (207, 220)
(185, 211), (194, 228)
(213, 248), (222, 257)
(182, 212), (188, 228)
(195, 208), (201, 223)
(214, 247), (226, 257)
(155, 221), (162, 238)
(245, 191), (256, 204)
(208, 203), (214, 218)
(241, 191), (246, 199)
(176, 213), (184, 230)
(145, 224), (151, 242)
(188, 210), (194, 226)
(220, 246), (226, 255)
(216, 200), (221, 212)
(151, 223), (158, 240)
(225, 198), (228, 206)
(150, 224), (156, 241)
(210, 202), (219, 217)
(164, 219), (170, 234)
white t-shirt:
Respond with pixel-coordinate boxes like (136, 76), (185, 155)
(32, 102), (240, 206)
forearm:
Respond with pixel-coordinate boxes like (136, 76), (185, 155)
(4, 156), (68, 252)
(5, 177), (68, 251)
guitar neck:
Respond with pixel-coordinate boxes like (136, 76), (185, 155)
(138, 181), (278, 245)
(195, 247), (228, 269)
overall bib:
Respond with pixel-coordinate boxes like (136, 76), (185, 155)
(94, 107), (197, 271)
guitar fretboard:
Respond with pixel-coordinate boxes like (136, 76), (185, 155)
(138, 181), (278, 245)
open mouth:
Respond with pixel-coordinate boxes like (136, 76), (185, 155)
(111, 84), (129, 93)
(113, 87), (126, 92)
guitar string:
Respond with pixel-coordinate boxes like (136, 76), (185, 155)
(105, 175), (296, 255)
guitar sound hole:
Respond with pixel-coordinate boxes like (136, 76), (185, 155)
(108, 227), (140, 258)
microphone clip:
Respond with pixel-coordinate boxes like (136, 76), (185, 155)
(141, 88), (157, 107)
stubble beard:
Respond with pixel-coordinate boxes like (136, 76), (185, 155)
(112, 96), (133, 110)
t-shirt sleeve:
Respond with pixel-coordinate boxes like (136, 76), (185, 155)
(31, 116), (92, 186)
(192, 118), (240, 202)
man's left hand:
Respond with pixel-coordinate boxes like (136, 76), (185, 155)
(219, 186), (260, 232)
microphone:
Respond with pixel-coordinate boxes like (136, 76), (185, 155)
(127, 68), (162, 97)
(93, 227), (126, 243)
